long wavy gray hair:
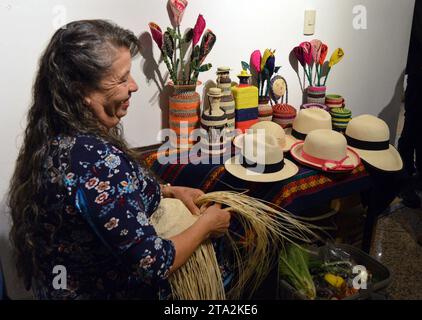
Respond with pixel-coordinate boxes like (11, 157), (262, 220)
(8, 20), (141, 289)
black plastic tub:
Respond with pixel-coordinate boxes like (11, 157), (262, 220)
(278, 244), (391, 300)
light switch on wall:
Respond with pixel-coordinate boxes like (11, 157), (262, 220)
(304, 10), (316, 35)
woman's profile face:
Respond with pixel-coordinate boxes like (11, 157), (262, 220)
(85, 47), (139, 129)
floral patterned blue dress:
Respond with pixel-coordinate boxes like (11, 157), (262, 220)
(32, 134), (178, 299)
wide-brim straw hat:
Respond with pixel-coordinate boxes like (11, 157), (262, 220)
(216, 66), (232, 74)
(233, 121), (290, 153)
(226, 133), (298, 182)
(207, 87), (223, 97)
(285, 108), (332, 151)
(345, 114), (403, 172)
(290, 129), (361, 172)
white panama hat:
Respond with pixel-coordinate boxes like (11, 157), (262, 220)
(285, 108), (332, 151)
(345, 114), (403, 172)
(233, 121), (290, 153)
(225, 133), (298, 182)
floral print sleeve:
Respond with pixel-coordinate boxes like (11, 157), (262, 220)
(67, 135), (175, 286)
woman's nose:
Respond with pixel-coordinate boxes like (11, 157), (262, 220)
(128, 75), (139, 93)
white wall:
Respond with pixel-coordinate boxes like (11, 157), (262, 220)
(0, 0), (415, 299)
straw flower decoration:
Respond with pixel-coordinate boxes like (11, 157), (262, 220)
(250, 50), (262, 73)
(149, 0), (216, 85)
(323, 48), (345, 85)
(292, 40), (343, 88)
(169, 0), (188, 26)
(192, 14), (206, 47)
(149, 22), (163, 50)
(246, 49), (279, 98)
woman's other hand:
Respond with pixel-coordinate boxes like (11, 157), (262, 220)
(163, 185), (204, 216)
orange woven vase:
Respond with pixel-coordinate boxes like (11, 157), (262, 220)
(169, 83), (201, 148)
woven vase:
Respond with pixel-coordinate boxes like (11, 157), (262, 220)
(200, 88), (227, 157)
(306, 86), (327, 104)
(169, 83), (200, 148)
(216, 67), (236, 135)
(258, 96), (273, 122)
(272, 103), (297, 128)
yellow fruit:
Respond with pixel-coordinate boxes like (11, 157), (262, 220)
(324, 273), (345, 289)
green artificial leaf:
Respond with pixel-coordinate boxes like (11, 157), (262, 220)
(183, 28), (194, 43)
(166, 27), (176, 39)
(162, 31), (174, 58)
(190, 60), (198, 71)
(241, 61), (250, 71)
(175, 58), (180, 75)
(193, 45), (200, 59)
(199, 63), (212, 72)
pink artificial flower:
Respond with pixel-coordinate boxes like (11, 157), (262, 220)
(169, 0), (188, 26)
(192, 14), (206, 46)
(149, 22), (163, 50)
(250, 50), (262, 73)
(293, 46), (305, 66)
(310, 39), (322, 66)
(300, 41), (313, 65)
(319, 43), (329, 65)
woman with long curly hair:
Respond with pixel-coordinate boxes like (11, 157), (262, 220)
(7, 20), (230, 300)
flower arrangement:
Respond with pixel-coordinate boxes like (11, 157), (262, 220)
(293, 40), (344, 87)
(241, 49), (281, 98)
(149, 0), (216, 86)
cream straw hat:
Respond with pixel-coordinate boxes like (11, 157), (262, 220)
(285, 108), (332, 150)
(226, 133), (298, 182)
(345, 114), (403, 172)
(290, 129), (361, 172)
(233, 121), (290, 153)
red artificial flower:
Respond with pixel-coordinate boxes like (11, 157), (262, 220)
(192, 14), (206, 46)
(149, 22), (163, 50)
(319, 44), (328, 65)
(300, 41), (313, 65)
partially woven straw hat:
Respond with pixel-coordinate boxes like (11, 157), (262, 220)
(150, 198), (226, 300)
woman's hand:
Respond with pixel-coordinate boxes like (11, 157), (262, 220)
(198, 203), (231, 239)
(162, 185), (205, 215)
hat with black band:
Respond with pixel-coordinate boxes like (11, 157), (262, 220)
(291, 129), (307, 141)
(285, 108), (332, 151)
(345, 114), (403, 172)
(225, 133), (298, 182)
(241, 156), (285, 174)
(345, 135), (390, 151)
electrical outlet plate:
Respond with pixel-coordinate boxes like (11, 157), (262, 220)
(304, 10), (316, 35)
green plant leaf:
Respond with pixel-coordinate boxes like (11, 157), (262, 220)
(199, 63), (212, 72)
(193, 45), (200, 59)
(175, 58), (180, 75)
(166, 27), (176, 39)
(183, 28), (194, 43)
(162, 31), (174, 58)
(241, 61), (250, 71)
